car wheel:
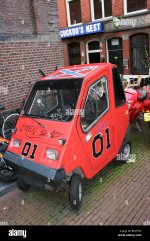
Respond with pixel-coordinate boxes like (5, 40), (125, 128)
(69, 174), (82, 210)
(117, 139), (132, 162)
(17, 175), (30, 191)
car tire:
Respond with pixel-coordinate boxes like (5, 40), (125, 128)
(117, 139), (132, 162)
(17, 175), (30, 191)
(69, 174), (82, 210)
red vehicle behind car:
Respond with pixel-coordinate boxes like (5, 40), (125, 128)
(4, 63), (131, 209)
(125, 80), (150, 126)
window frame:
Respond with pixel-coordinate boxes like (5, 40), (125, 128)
(130, 33), (149, 75)
(86, 40), (100, 64)
(66, 0), (82, 26)
(81, 76), (110, 133)
(90, 0), (112, 22)
(124, 0), (147, 16)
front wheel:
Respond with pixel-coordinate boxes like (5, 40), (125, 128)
(69, 174), (82, 210)
(17, 175), (30, 191)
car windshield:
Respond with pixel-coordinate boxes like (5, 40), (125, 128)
(23, 78), (83, 122)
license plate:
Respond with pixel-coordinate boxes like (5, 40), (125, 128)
(144, 112), (150, 122)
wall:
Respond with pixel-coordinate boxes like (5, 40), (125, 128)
(0, 0), (64, 111)
(58, 0), (126, 28)
(0, 41), (64, 110)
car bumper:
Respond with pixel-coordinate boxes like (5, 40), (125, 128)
(4, 151), (66, 189)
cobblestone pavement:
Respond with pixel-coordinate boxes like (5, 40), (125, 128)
(0, 120), (150, 225)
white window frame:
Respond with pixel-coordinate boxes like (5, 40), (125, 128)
(86, 40), (100, 64)
(66, 0), (82, 26)
(124, 0), (148, 16)
(90, 0), (112, 22)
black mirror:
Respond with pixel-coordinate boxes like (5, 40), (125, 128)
(0, 105), (5, 110)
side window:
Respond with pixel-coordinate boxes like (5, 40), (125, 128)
(113, 68), (126, 107)
(81, 77), (109, 131)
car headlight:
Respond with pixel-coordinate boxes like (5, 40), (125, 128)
(46, 149), (58, 160)
(13, 139), (21, 148)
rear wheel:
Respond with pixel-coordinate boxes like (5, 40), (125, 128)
(69, 174), (82, 210)
(117, 139), (131, 162)
(17, 175), (30, 191)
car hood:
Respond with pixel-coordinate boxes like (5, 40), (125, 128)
(13, 116), (73, 147)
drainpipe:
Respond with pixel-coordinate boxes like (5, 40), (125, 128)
(30, 0), (38, 36)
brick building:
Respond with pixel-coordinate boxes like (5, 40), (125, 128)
(0, 0), (64, 111)
(58, 0), (150, 76)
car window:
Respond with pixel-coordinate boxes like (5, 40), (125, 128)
(81, 77), (109, 131)
(113, 68), (126, 107)
(24, 78), (83, 122)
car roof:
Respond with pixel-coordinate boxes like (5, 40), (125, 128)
(40, 63), (115, 81)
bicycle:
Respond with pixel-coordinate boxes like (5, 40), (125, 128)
(0, 105), (19, 140)
(0, 105), (19, 182)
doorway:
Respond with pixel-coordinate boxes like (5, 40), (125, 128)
(108, 38), (123, 74)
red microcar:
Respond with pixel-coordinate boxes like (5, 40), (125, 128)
(4, 63), (131, 209)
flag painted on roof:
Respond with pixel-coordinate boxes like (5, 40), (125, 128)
(45, 65), (98, 79)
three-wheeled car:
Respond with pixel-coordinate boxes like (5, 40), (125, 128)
(4, 63), (131, 209)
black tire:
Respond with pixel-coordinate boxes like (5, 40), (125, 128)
(117, 139), (132, 162)
(17, 175), (30, 191)
(0, 167), (16, 183)
(69, 174), (82, 210)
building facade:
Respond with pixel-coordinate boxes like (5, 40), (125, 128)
(58, 0), (150, 75)
(0, 0), (64, 111)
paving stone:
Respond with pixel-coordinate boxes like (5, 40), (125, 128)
(0, 121), (149, 225)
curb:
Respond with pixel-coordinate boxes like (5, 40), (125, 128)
(0, 181), (17, 198)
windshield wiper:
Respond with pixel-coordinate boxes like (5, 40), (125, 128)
(23, 114), (46, 128)
(32, 118), (46, 129)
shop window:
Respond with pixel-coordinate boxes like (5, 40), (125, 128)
(81, 77), (109, 131)
(124, 0), (147, 14)
(66, 0), (82, 26)
(68, 42), (81, 66)
(91, 0), (112, 20)
(87, 40), (100, 64)
(131, 34), (149, 75)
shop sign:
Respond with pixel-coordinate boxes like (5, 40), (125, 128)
(60, 22), (103, 39)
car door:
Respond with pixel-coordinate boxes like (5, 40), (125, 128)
(111, 68), (129, 153)
(77, 72), (115, 170)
